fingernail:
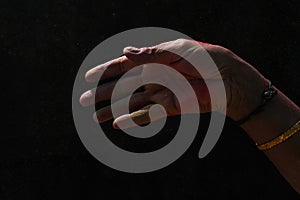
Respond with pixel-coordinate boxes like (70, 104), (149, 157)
(112, 121), (120, 129)
(79, 90), (94, 107)
(113, 114), (134, 130)
(124, 46), (141, 54)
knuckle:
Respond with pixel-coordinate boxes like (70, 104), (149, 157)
(175, 38), (190, 46)
(118, 56), (127, 72)
(142, 46), (162, 56)
(210, 45), (234, 57)
(204, 44), (236, 66)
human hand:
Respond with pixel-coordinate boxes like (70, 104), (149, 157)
(80, 39), (267, 129)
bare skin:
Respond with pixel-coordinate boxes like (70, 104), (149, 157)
(80, 39), (300, 194)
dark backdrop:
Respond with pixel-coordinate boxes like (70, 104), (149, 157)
(1, 0), (299, 199)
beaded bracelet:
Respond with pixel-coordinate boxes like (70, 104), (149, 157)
(235, 80), (277, 126)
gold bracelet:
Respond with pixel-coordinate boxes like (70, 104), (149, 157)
(257, 120), (300, 151)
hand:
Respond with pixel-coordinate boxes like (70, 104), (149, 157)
(80, 39), (267, 129)
(79, 39), (300, 193)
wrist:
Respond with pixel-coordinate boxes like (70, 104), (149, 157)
(235, 80), (277, 125)
(226, 63), (268, 122)
(240, 89), (300, 144)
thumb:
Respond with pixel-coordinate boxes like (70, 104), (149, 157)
(123, 44), (181, 65)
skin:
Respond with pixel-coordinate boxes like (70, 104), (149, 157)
(80, 39), (300, 194)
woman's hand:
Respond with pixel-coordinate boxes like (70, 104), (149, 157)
(80, 39), (267, 128)
(79, 38), (300, 194)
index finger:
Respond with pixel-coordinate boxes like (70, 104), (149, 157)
(85, 56), (139, 83)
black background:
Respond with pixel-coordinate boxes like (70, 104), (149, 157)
(1, 0), (300, 199)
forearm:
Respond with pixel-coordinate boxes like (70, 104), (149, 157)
(240, 88), (300, 194)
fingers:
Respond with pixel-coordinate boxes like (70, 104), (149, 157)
(80, 75), (142, 107)
(85, 40), (184, 83)
(82, 39), (220, 130)
(112, 104), (167, 129)
(113, 106), (151, 129)
(93, 92), (151, 123)
(124, 40), (203, 79)
(85, 56), (138, 83)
